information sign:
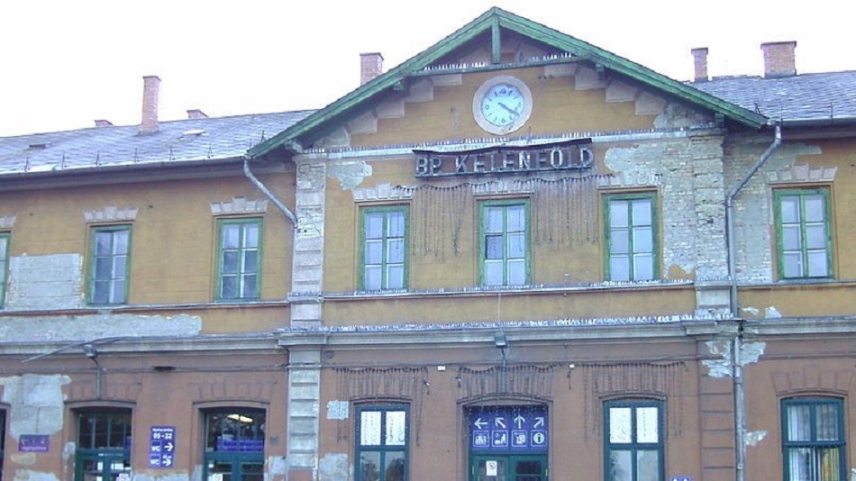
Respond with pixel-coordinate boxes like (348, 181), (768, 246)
(149, 426), (176, 468)
(468, 406), (548, 453)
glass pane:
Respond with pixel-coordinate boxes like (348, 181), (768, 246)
(93, 281), (110, 304)
(384, 452), (406, 481)
(387, 265), (404, 289)
(782, 253), (802, 278)
(95, 257), (114, 279)
(112, 281), (125, 303)
(515, 460), (543, 481)
(365, 214), (383, 239)
(479, 459), (507, 481)
(610, 229), (629, 254)
(609, 408), (632, 443)
(816, 404), (840, 441)
(244, 224), (259, 248)
(610, 256), (630, 281)
(807, 251), (829, 277)
(359, 452), (381, 481)
(114, 256), (127, 279)
(485, 235), (503, 260)
(804, 195), (825, 222)
(507, 205), (525, 232)
(818, 447), (841, 481)
(786, 405), (811, 442)
(208, 460), (234, 481)
(507, 259), (525, 285)
(385, 411), (406, 446)
(788, 447), (811, 481)
(387, 212), (405, 237)
(244, 251), (258, 273)
(0, 237), (7, 258)
(222, 226), (240, 249)
(486, 207), (504, 233)
(806, 224), (826, 250)
(223, 251), (239, 274)
(484, 261), (503, 286)
(82, 458), (104, 481)
(610, 201), (629, 228)
(632, 227), (653, 253)
(95, 232), (112, 255)
(507, 233), (525, 259)
(221, 276), (238, 299)
(241, 463), (264, 481)
(780, 197), (800, 223)
(387, 239), (404, 263)
(633, 254), (654, 281)
(636, 407), (659, 443)
(782, 225), (802, 251)
(636, 450), (660, 481)
(114, 231), (129, 255)
(364, 266), (381, 290)
(607, 450), (632, 481)
(365, 241), (383, 265)
(242, 275), (257, 298)
(360, 411), (381, 446)
(632, 199), (652, 226)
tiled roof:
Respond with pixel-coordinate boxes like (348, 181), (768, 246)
(0, 110), (313, 176)
(692, 71), (856, 123)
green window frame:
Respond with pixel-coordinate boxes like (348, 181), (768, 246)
(605, 193), (657, 281)
(781, 397), (846, 481)
(479, 200), (529, 286)
(604, 399), (664, 481)
(75, 409), (132, 481)
(203, 408), (266, 481)
(356, 404), (409, 481)
(775, 188), (833, 279)
(360, 206), (408, 291)
(89, 225), (131, 305)
(0, 233), (9, 308)
(217, 218), (262, 301)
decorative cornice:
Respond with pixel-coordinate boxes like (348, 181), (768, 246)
(83, 206), (138, 223)
(210, 197), (268, 215)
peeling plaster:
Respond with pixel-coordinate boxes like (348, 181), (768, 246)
(0, 314), (202, 343)
(745, 430), (767, 447)
(10, 453), (37, 466)
(62, 442), (76, 462)
(13, 470), (60, 481)
(0, 375), (70, 438)
(191, 465), (203, 481)
(133, 471), (190, 481)
(765, 307), (782, 319)
(604, 144), (664, 176)
(703, 340), (766, 378)
(319, 453), (349, 481)
(653, 103), (713, 129)
(7, 254), (84, 311)
(266, 456), (288, 481)
(328, 161), (372, 190)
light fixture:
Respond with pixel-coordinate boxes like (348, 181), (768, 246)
(82, 344), (98, 359)
(494, 332), (508, 349)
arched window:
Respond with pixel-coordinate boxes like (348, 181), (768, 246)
(604, 399), (663, 481)
(356, 404), (408, 481)
(203, 408), (266, 481)
(781, 397), (845, 481)
(75, 408), (132, 481)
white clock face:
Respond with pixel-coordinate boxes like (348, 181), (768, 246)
(481, 84), (525, 127)
(473, 76), (533, 135)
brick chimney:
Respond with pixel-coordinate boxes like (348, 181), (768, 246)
(360, 52), (384, 85)
(691, 48), (709, 82)
(94, 119), (113, 128)
(761, 41), (797, 78)
(187, 109), (208, 120)
(140, 75), (161, 134)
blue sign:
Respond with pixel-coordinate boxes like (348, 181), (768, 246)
(19, 434), (50, 452)
(670, 477), (693, 481)
(468, 406), (548, 453)
(149, 426), (176, 468)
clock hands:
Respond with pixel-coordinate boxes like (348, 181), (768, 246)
(497, 101), (521, 118)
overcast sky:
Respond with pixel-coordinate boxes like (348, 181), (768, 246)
(0, 0), (852, 136)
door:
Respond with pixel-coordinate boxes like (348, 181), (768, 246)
(472, 455), (547, 481)
(76, 451), (131, 481)
(204, 452), (264, 481)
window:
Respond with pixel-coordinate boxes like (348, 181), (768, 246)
(775, 189), (832, 279)
(361, 207), (408, 290)
(356, 404), (408, 481)
(604, 400), (663, 481)
(782, 398), (845, 481)
(606, 194), (656, 281)
(0, 234), (9, 308)
(204, 408), (265, 481)
(89, 226), (131, 304)
(217, 218), (261, 300)
(75, 409), (132, 481)
(480, 201), (528, 286)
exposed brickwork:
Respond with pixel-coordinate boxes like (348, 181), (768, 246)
(761, 41), (797, 78)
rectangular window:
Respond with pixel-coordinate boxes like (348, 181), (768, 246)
(480, 201), (528, 286)
(89, 226), (131, 305)
(606, 194), (656, 281)
(775, 189), (832, 279)
(217, 218), (261, 300)
(604, 400), (663, 481)
(0, 234), (9, 308)
(361, 206), (408, 291)
(356, 404), (408, 481)
(782, 398), (845, 481)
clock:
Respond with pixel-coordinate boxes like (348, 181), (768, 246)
(473, 76), (533, 135)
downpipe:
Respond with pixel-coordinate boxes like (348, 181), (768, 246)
(243, 157), (298, 228)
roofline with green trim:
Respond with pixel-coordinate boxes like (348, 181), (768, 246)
(248, 7), (766, 158)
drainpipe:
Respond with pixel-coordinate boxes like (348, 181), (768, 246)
(724, 123), (781, 481)
(243, 157), (298, 228)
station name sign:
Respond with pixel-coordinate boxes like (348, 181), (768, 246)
(414, 139), (593, 178)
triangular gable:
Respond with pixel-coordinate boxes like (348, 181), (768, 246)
(249, 7), (766, 158)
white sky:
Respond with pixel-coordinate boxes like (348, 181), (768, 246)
(0, 0), (853, 136)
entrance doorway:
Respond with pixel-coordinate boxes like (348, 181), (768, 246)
(203, 408), (265, 481)
(467, 406), (548, 481)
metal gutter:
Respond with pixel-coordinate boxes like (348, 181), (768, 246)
(243, 157), (298, 228)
